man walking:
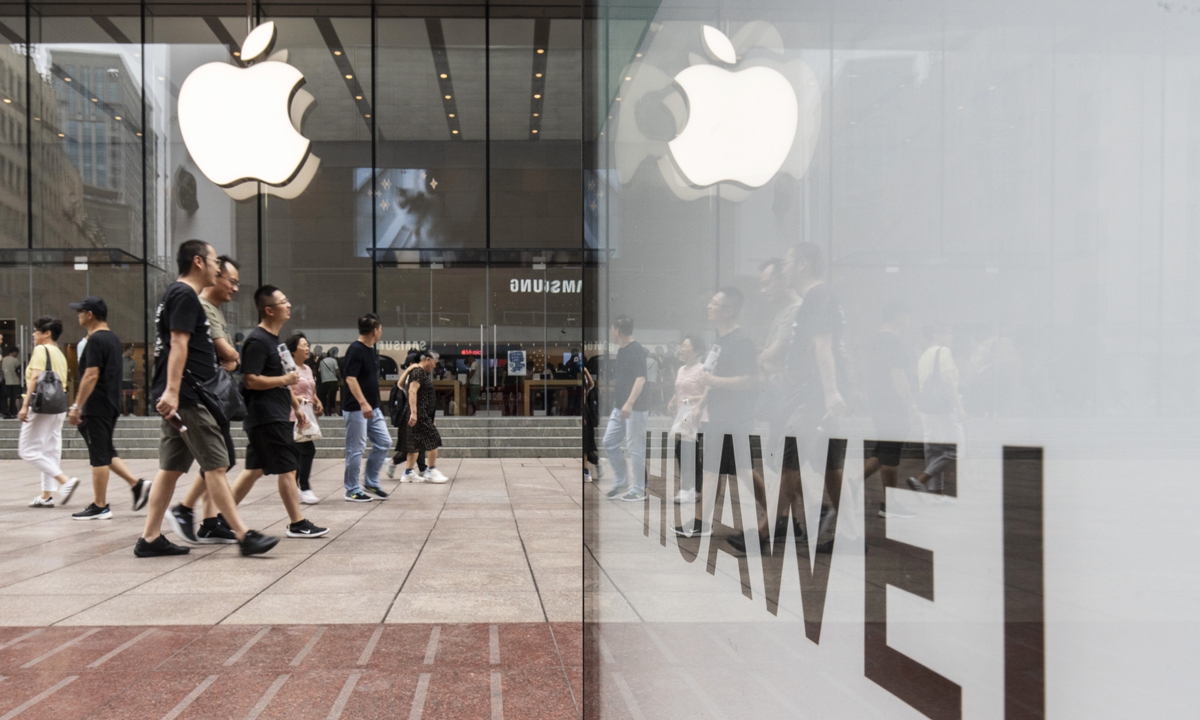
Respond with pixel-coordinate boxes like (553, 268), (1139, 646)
(136, 239), (278, 557)
(67, 296), (151, 519)
(227, 285), (327, 538)
(1, 347), (19, 419)
(168, 255), (242, 545)
(603, 315), (649, 501)
(317, 347), (340, 414)
(342, 313), (392, 502)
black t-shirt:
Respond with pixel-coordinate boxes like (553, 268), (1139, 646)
(240, 326), (293, 429)
(613, 341), (649, 412)
(784, 283), (846, 407)
(80, 329), (122, 417)
(151, 281), (218, 409)
(705, 326), (756, 428)
(866, 330), (911, 428)
(342, 340), (380, 412)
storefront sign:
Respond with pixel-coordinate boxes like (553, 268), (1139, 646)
(507, 350), (527, 375)
(509, 279), (582, 293)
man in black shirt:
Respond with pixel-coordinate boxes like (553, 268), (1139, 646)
(227, 286), (327, 538)
(67, 296), (149, 520)
(342, 312), (393, 502)
(602, 314), (649, 501)
(137, 239), (278, 558)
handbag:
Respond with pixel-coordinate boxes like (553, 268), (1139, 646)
(30, 346), (68, 414)
(669, 400), (699, 442)
(184, 367), (246, 426)
(294, 400), (322, 442)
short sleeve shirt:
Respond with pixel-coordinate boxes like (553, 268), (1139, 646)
(866, 330), (911, 424)
(705, 327), (756, 428)
(80, 329), (123, 417)
(26, 344), (68, 385)
(784, 283), (845, 406)
(613, 341), (649, 412)
(240, 326), (293, 429)
(151, 281), (218, 409)
(200, 297), (229, 344)
(342, 341), (380, 412)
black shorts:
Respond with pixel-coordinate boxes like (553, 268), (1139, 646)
(245, 422), (300, 476)
(78, 413), (118, 467)
(866, 440), (905, 467)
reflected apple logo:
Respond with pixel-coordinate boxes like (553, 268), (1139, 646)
(669, 26), (798, 188)
(178, 22), (320, 200)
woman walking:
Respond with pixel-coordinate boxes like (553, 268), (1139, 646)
(387, 351), (426, 480)
(667, 335), (708, 504)
(286, 332), (323, 505)
(18, 316), (78, 507)
(401, 350), (448, 483)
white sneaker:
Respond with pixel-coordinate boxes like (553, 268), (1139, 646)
(299, 490), (320, 505)
(673, 488), (697, 504)
(423, 467), (449, 484)
(385, 462), (397, 480)
(29, 495), (54, 508)
(58, 477), (80, 507)
(400, 469), (425, 483)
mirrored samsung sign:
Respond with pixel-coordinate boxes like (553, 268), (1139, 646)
(509, 279), (582, 293)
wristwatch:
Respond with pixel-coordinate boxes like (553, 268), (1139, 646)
(69, 404), (79, 411)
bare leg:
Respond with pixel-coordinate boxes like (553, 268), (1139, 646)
(276, 472), (304, 523)
(203, 468), (248, 539)
(109, 457), (139, 486)
(92, 466), (111, 507)
(406, 452), (417, 470)
(427, 449), (439, 467)
(142, 469), (184, 541)
(182, 473), (206, 509)
(231, 468), (264, 504)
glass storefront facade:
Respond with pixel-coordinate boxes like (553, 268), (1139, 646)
(585, 0), (1200, 718)
(0, 1), (589, 417)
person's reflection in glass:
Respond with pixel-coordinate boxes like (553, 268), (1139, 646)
(666, 335), (707, 504)
(907, 323), (964, 495)
(863, 302), (919, 518)
(758, 258), (803, 378)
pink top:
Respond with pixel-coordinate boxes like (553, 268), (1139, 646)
(674, 362), (708, 422)
(290, 363), (315, 422)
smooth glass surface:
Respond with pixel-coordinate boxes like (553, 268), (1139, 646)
(585, 0), (1200, 717)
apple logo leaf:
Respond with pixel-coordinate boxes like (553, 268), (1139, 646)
(701, 26), (737, 65)
(241, 21), (277, 63)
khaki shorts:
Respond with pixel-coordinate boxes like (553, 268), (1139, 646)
(159, 404), (230, 473)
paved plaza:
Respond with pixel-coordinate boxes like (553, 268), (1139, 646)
(0, 457), (582, 718)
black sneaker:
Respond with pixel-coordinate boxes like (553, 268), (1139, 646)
(672, 520), (712, 538)
(131, 479), (150, 511)
(197, 518), (238, 544)
(72, 503), (112, 520)
(363, 484), (390, 500)
(239, 530), (280, 557)
(287, 519), (330, 538)
(167, 504), (198, 545)
(344, 491), (373, 503)
(134, 535), (191, 557)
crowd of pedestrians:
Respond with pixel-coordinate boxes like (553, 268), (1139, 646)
(6, 239), (450, 558)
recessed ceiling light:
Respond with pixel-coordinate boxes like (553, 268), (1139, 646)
(445, 95), (451, 100)
(334, 50), (342, 56)
(33, 117), (39, 121)
(614, 97), (621, 101)
(158, 76), (164, 81)
(233, 51), (240, 57)
(345, 74), (353, 80)
(533, 94), (541, 99)
(533, 113), (539, 117)
(1, 98), (9, 104)
(452, 130), (459, 134)
(535, 73), (542, 78)
(64, 78), (71, 82)
(137, 132), (143, 136)
(625, 76), (631, 81)
(115, 116), (121, 120)
(355, 95), (363, 100)
(537, 48), (544, 54)
(532, 129), (538, 133)
(440, 73), (447, 79)
(91, 98), (98, 102)
(365, 114), (371, 118)
(57, 132), (64, 137)
(636, 53), (643, 58)
(448, 113), (455, 118)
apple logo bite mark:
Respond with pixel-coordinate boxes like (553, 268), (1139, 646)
(668, 25), (800, 189)
(178, 21), (320, 199)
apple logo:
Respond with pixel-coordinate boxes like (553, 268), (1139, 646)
(613, 22), (820, 202)
(178, 21), (320, 200)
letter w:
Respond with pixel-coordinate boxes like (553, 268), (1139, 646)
(750, 435), (847, 644)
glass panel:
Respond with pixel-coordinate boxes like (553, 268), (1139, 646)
(256, 14), (372, 344)
(0, 9), (27, 249)
(490, 15), (583, 249)
(375, 14), (486, 250)
(29, 9), (143, 256)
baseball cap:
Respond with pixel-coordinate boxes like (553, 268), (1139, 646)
(69, 296), (108, 316)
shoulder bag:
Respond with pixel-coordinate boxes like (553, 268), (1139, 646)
(30, 346), (68, 414)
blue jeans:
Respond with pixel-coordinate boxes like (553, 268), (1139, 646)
(344, 408), (392, 494)
(603, 408), (647, 492)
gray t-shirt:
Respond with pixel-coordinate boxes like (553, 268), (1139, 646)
(1, 355), (19, 385)
(200, 296), (229, 344)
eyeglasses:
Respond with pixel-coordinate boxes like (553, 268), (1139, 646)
(218, 275), (240, 288)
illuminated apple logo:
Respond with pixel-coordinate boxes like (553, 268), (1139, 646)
(668, 26), (799, 188)
(178, 21), (320, 199)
